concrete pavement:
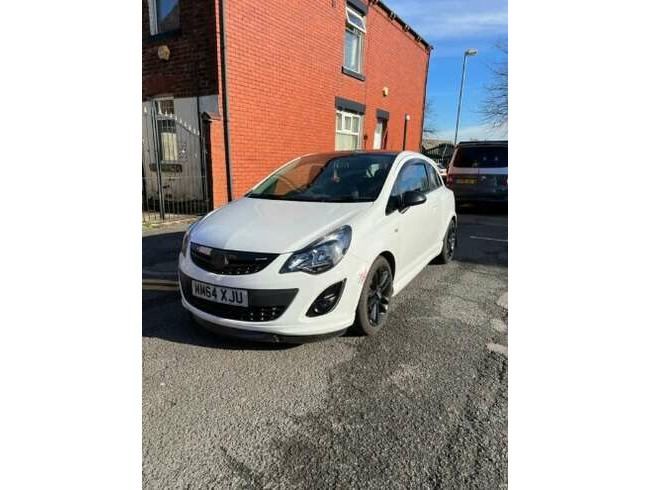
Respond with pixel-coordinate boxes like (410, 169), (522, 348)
(142, 205), (508, 489)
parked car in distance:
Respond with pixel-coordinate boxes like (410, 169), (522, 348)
(178, 151), (457, 343)
(446, 141), (508, 203)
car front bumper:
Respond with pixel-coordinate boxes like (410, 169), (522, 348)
(178, 248), (370, 340)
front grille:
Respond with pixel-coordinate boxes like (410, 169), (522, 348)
(190, 243), (279, 275)
(179, 272), (297, 322)
(186, 298), (287, 321)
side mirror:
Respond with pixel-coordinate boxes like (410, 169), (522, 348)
(400, 190), (427, 210)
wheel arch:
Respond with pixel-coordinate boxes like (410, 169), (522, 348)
(379, 250), (396, 278)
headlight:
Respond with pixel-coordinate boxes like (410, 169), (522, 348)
(180, 223), (196, 257)
(280, 226), (352, 274)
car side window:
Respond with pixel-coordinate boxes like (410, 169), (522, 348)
(398, 162), (429, 194)
(386, 161), (429, 214)
(425, 163), (442, 191)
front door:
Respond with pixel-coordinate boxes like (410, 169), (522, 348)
(385, 160), (435, 279)
(424, 160), (447, 244)
(373, 119), (385, 149)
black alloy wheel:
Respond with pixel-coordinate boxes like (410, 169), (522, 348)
(355, 256), (393, 335)
(435, 218), (457, 264)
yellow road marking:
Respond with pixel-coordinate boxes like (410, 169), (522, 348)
(142, 278), (179, 291)
(142, 278), (177, 285)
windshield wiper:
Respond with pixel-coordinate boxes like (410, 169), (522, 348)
(247, 194), (374, 203)
(246, 194), (289, 200)
(325, 197), (375, 202)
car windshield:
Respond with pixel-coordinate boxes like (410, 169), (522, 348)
(246, 153), (396, 203)
(453, 145), (508, 168)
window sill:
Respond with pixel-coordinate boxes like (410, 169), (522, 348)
(144, 29), (182, 44)
(342, 67), (366, 81)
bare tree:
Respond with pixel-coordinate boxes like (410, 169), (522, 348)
(480, 42), (508, 127)
(423, 98), (437, 135)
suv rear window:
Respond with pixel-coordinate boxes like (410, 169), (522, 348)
(453, 146), (508, 168)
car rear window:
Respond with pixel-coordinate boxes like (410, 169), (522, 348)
(453, 146), (508, 168)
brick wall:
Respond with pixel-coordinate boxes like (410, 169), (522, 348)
(143, 0), (430, 207)
(224, 0), (430, 198)
(142, 0), (219, 98)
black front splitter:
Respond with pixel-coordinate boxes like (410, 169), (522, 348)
(192, 315), (348, 344)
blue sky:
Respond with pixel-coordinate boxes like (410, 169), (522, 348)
(385, 0), (508, 141)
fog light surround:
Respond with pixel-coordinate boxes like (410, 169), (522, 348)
(306, 280), (346, 317)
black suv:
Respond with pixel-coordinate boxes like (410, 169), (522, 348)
(446, 141), (508, 203)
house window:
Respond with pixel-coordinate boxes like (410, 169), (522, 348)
(149, 0), (180, 35)
(373, 119), (387, 149)
(154, 98), (178, 162)
(336, 110), (363, 150)
(344, 6), (365, 74)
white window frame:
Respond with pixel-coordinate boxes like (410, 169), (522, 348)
(336, 109), (363, 150)
(346, 7), (366, 33)
(148, 0), (160, 35)
(147, 0), (179, 36)
(344, 6), (366, 74)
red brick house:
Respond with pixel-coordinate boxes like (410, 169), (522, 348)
(142, 0), (431, 218)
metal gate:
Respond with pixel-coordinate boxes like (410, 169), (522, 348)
(422, 143), (455, 168)
(142, 100), (211, 223)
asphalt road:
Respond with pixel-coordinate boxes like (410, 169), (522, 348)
(142, 203), (508, 489)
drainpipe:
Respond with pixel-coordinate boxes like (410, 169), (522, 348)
(402, 114), (410, 150)
(218, 0), (234, 202)
(419, 46), (432, 151)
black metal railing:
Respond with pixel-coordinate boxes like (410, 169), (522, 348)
(142, 102), (211, 223)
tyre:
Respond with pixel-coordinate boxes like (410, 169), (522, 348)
(434, 218), (457, 264)
(355, 256), (393, 336)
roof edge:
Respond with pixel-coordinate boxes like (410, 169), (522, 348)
(373, 0), (432, 52)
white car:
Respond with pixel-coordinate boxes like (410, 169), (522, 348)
(178, 151), (457, 343)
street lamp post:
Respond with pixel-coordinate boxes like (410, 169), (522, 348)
(453, 48), (478, 145)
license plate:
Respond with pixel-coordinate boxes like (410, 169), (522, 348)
(192, 280), (249, 307)
(456, 178), (477, 184)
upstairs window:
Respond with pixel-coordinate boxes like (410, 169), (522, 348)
(149, 0), (180, 35)
(344, 6), (366, 74)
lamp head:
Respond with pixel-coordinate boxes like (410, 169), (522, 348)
(464, 48), (478, 56)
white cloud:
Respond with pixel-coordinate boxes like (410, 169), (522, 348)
(432, 123), (507, 142)
(429, 11), (508, 40)
(387, 0), (508, 40)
